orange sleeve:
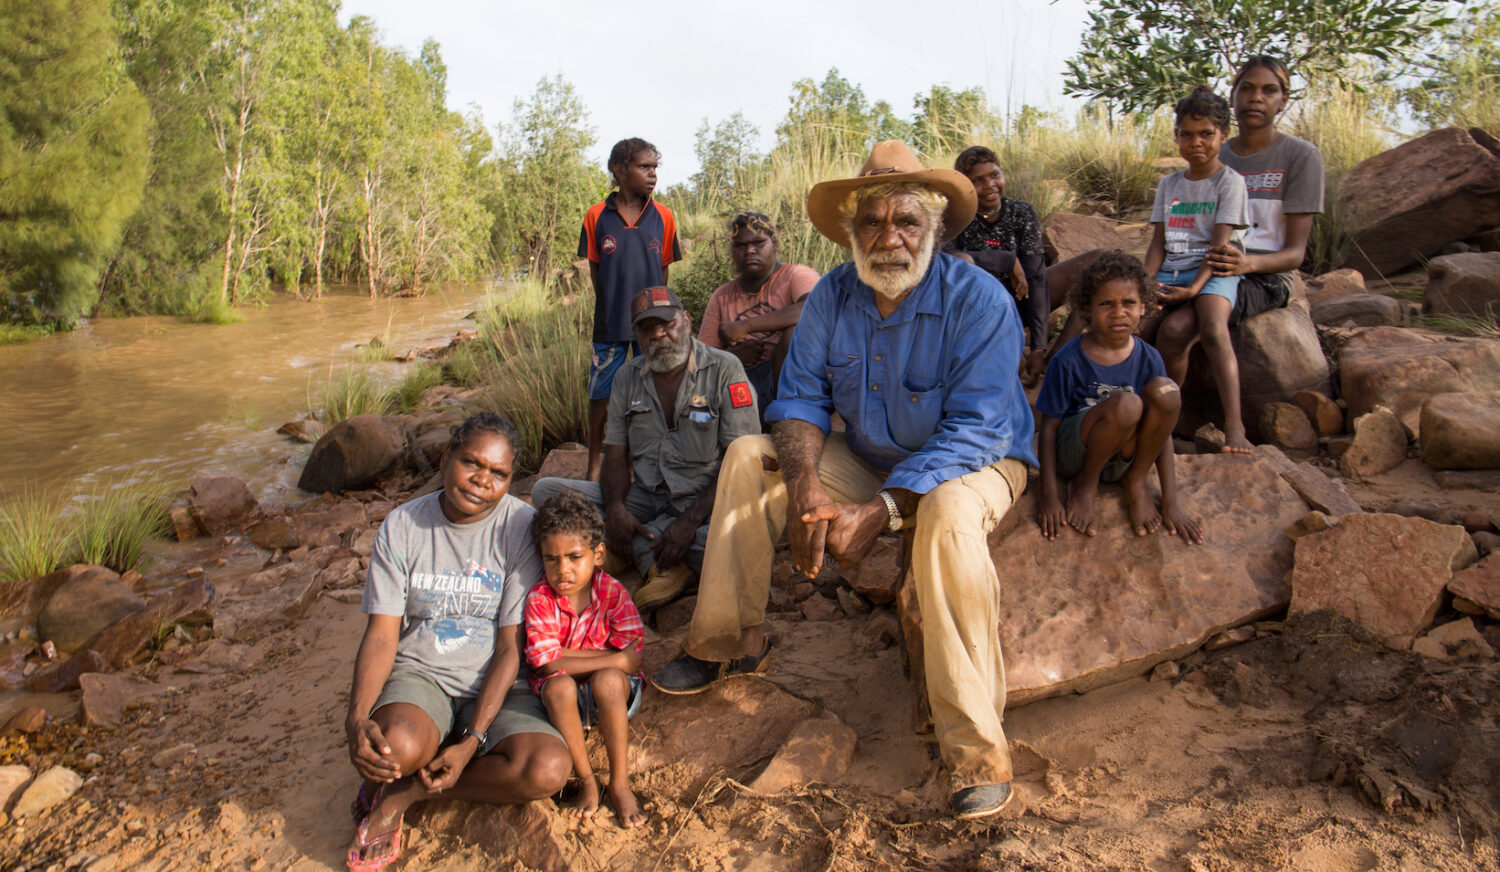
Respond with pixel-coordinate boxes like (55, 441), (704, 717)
(659, 205), (682, 266)
(580, 202), (605, 263)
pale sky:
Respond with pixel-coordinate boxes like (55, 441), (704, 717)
(339, 0), (1093, 185)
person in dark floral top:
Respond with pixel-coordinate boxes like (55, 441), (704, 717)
(943, 146), (1050, 383)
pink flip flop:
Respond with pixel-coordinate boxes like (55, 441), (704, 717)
(347, 809), (402, 872)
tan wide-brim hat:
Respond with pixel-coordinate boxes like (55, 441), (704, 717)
(805, 140), (977, 249)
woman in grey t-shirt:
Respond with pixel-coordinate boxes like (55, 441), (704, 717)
(345, 414), (568, 870)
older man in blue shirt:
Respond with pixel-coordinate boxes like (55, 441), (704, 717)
(651, 141), (1036, 820)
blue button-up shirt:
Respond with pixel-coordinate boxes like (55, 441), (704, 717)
(766, 253), (1037, 494)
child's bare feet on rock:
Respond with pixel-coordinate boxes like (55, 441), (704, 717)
(1123, 476), (1161, 536)
(567, 776), (601, 820)
(1222, 425), (1253, 455)
(608, 781), (648, 828)
(1066, 481), (1099, 537)
(1162, 503), (1203, 545)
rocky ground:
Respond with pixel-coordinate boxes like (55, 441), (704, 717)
(0, 446), (1498, 872)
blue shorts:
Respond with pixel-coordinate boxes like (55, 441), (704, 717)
(1155, 268), (1239, 306)
(588, 341), (641, 400)
(1057, 410), (1133, 483)
(577, 674), (644, 729)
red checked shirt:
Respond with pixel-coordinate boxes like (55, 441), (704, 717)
(523, 568), (644, 695)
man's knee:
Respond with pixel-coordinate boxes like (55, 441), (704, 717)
(915, 477), (998, 535)
(518, 742), (571, 798)
(724, 433), (775, 470)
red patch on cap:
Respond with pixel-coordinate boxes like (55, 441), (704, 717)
(651, 287), (671, 306)
(729, 382), (753, 409)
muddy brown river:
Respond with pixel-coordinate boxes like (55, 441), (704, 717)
(0, 284), (489, 505)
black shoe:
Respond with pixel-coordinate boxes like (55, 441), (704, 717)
(649, 642), (773, 695)
(952, 782), (1013, 820)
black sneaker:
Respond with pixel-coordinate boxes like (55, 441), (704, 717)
(650, 642), (773, 695)
(951, 782), (1013, 820)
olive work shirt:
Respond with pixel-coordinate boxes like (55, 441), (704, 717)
(603, 339), (762, 508)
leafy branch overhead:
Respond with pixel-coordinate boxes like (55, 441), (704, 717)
(1063, 0), (1457, 113)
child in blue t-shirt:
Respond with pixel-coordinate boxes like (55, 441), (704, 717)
(1036, 251), (1201, 544)
(1144, 86), (1252, 455)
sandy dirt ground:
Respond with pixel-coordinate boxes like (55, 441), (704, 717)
(3, 544), (1497, 872)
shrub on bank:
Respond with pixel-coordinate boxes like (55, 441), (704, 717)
(0, 479), (171, 582)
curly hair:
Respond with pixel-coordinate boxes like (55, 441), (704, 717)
(1174, 85), (1232, 133)
(954, 145), (1001, 176)
(728, 209), (776, 238)
(446, 412), (520, 456)
(530, 489), (605, 551)
(1071, 250), (1157, 319)
(607, 137), (660, 183)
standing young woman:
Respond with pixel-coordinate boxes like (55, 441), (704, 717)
(1152, 56), (1326, 446)
(345, 413), (569, 871)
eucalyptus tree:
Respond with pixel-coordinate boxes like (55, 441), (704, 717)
(0, 0), (149, 326)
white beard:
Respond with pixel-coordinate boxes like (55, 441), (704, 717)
(646, 338), (690, 372)
(853, 233), (936, 300)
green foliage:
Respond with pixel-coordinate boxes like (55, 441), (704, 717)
(394, 361), (443, 412)
(687, 113), (763, 215)
(0, 487), (72, 583)
(441, 341), (494, 389)
(1413, 310), (1500, 336)
(68, 479), (172, 572)
(0, 0), (149, 326)
(1404, 2), (1500, 133)
(673, 233), (735, 326)
(1064, 0), (1453, 113)
(317, 367), (393, 423)
(0, 324), (49, 345)
(488, 76), (609, 277)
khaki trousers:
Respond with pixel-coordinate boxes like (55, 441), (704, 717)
(687, 433), (1027, 789)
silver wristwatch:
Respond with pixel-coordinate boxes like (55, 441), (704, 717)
(877, 489), (904, 532)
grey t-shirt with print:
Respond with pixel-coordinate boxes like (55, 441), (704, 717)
(1150, 166), (1250, 272)
(1219, 133), (1324, 254)
(363, 492), (540, 697)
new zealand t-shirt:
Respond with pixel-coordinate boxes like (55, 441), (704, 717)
(1219, 134), (1325, 254)
(1150, 166), (1249, 272)
(363, 492), (541, 697)
(1035, 335), (1168, 421)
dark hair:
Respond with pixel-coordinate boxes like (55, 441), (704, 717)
(446, 412), (520, 456)
(607, 137), (659, 181)
(728, 209), (776, 238)
(1072, 250), (1157, 318)
(1174, 85), (1232, 132)
(1232, 55), (1292, 95)
(954, 146), (1001, 176)
(531, 489), (605, 550)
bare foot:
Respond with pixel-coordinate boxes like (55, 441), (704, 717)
(1123, 475), (1161, 536)
(1162, 503), (1203, 545)
(1221, 425), (1253, 455)
(1020, 349), (1046, 387)
(1065, 479), (1099, 537)
(608, 780), (649, 829)
(566, 775), (601, 820)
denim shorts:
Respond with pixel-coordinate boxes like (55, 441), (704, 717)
(588, 341), (641, 400)
(1155, 268), (1240, 306)
(373, 664), (563, 753)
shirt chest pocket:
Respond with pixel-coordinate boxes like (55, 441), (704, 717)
(825, 354), (862, 400)
(670, 408), (719, 465)
(889, 382), (945, 450)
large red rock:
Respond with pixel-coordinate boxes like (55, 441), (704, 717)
(1040, 212), (1151, 264)
(90, 578), (216, 668)
(37, 568), (144, 655)
(1423, 251), (1500, 318)
(1259, 402), (1318, 459)
(1304, 269), (1367, 307)
(1339, 127), (1500, 277)
(1421, 391), (1500, 470)
(1179, 304), (1332, 441)
(1449, 554), (1500, 619)
(1291, 390), (1345, 436)
(23, 649), (108, 693)
(1341, 407), (1408, 478)
(189, 475), (259, 536)
(1289, 513), (1477, 649)
(290, 501), (368, 548)
(1312, 293), (1407, 327)
(1337, 326), (1500, 437)
(991, 453), (1310, 704)
(1279, 464), (1363, 516)
(297, 414), (409, 494)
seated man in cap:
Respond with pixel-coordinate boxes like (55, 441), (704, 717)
(532, 287), (761, 615)
(698, 210), (820, 414)
(650, 141), (1037, 821)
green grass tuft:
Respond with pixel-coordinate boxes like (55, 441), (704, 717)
(68, 478), (172, 573)
(0, 487), (73, 583)
(1412, 311), (1500, 337)
(317, 368), (394, 424)
(395, 362), (445, 412)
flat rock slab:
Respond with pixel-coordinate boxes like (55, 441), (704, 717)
(1312, 293), (1407, 327)
(0, 765), (30, 811)
(37, 567), (143, 655)
(91, 578), (216, 668)
(1280, 464), (1363, 516)
(749, 716), (858, 794)
(991, 453), (1310, 705)
(1040, 212), (1151, 263)
(636, 677), (820, 794)
(1338, 326), (1500, 437)
(1449, 554), (1500, 619)
(12, 765), (81, 818)
(1424, 251), (1500, 318)
(1290, 513), (1477, 649)
(79, 673), (171, 727)
(1421, 391), (1500, 470)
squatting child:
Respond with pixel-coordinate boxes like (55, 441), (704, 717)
(1143, 86), (1252, 454)
(1035, 251), (1202, 544)
(579, 138), (683, 481)
(524, 490), (649, 827)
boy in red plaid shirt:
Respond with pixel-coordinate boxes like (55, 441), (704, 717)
(524, 490), (647, 827)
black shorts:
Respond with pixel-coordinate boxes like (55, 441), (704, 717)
(1228, 271), (1294, 327)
